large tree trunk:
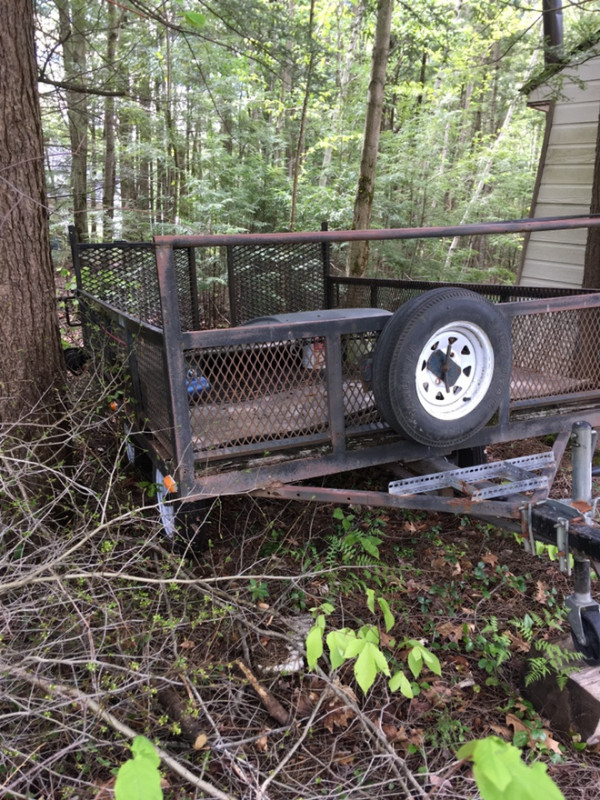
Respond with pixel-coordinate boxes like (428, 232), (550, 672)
(583, 105), (600, 289)
(346, 0), (393, 278)
(0, 0), (63, 421)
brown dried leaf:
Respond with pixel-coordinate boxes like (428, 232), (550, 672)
(481, 552), (499, 566)
(436, 621), (465, 642)
(535, 580), (548, 605)
(489, 723), (511, 739)
(541, 730), (563, 754)
(507, 631), (531, 653)
(193, 733), (208, 750)
(179, 639), (195, 650)
(323, 704), (354, 733)
(506, 712), (529, 734)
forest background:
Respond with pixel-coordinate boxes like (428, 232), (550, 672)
(5, 2), (600, 799)
(40, 0), (600, 285)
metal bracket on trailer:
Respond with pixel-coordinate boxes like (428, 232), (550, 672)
(388, 452), (554, 502)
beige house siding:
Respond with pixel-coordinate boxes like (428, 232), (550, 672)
(519, 54), (600, 288)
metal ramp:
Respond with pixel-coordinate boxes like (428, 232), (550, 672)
(388, 452), (556, 502)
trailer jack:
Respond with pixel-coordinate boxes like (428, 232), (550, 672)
(562, 422), (600, 664)
(567, 557), (600, 664)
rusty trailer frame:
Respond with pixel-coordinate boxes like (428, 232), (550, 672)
(71, 215), (600, 566)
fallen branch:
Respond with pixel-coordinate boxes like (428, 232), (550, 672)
(235, 660), (290, 726)
(0, 660), (236, 800)
(156, 687), (208, 750)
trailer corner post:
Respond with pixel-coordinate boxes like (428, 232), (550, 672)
(154, 241), (196, 494)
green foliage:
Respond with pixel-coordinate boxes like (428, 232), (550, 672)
(306, 592), (441, 696)
(525, 639), (583, 692)
(457, 736), (565, 800)
(115, 736), (162, 800)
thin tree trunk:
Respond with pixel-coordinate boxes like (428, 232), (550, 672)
(346, 0), (393, 279)
(443, 52), (537, 276)
(289, 0), (316, 230)
(57, 0), (88, 241)
(102, 2), (122, 240)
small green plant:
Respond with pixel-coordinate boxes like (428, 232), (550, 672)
(457, 736), (565, 800)
(306, 592), (441, 695)
(249, 578), (269, 603)
(115, 735), (162, 800)
(464, 617), (512, 685)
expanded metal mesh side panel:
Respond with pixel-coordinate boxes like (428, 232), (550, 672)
(186, 339), (327, 452)
(79, 300), (129, 369)
(174, 248), (195, 330)
(187, 246), (230, 330)
(341, 331), (385, 430)
(134, 335), (173, 456)
(228, 243), (326, 325)
(77, 245), (162, 324)
(185, 329), (384, 456)
(510, 306), (600, 402)
(328, 277), (592, 312)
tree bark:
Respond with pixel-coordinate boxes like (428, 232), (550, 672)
(57, 0), (89, 241)
(102, 2), (122, 240)
(289, 0), (316, 230)
(583, 105), (600, 288)
(346, 0), (393, 279)
(0, 0), (63, 421)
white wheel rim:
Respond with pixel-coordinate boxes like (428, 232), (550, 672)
(415, 321), (494, 421)
(155, 467), (176, 538)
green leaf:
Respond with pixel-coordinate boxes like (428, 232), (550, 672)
(377, 596), (395, 632)
(407, 646), (424, 679)
(457, 737), (565, 800)
(358, 624), (380, 644)
(361, 537), (380, 558)
(115, 736), (162, 800)
(306, 618), (324, 670)
(183, 10), (206, 28)
(333, 507), (345, 520)
(327, 629), (355, 670)
(366, 587), (376, 614)
(389, 669), (413, 698)
(420, 646), (441, 676)
(131, 735), (160, 767)
(353, 642), (381, 694)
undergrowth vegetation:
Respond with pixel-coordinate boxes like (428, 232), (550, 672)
(2, 365), (600, 798)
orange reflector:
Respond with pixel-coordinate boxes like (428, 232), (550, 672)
(163, 475), (177, 494)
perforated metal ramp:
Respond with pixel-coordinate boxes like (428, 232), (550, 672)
(388, 452), (555, 502)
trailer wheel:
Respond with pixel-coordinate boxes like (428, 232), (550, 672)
(373, 288), (511, 447)
(154, 466), (210, 552)
(572, 610), (600, 666)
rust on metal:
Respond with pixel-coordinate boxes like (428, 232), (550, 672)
(154, 214), (600, 248)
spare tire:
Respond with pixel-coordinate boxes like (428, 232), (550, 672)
(372, 288), (511, 447)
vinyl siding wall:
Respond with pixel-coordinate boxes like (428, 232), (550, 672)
(519, 55), (600, 288)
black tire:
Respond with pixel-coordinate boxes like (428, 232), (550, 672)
(373, 288), (511, 448)
(572, 610), (600, 666)
(372, 291), (433, 439)
(452, 445), (487, 468)
(63, 346), (89, 374)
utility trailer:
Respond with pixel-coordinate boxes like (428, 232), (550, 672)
(69, 216), (600, 662)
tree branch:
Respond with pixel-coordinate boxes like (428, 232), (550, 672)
(0, 659), (237, 800)
(38, 75), (144, 100)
